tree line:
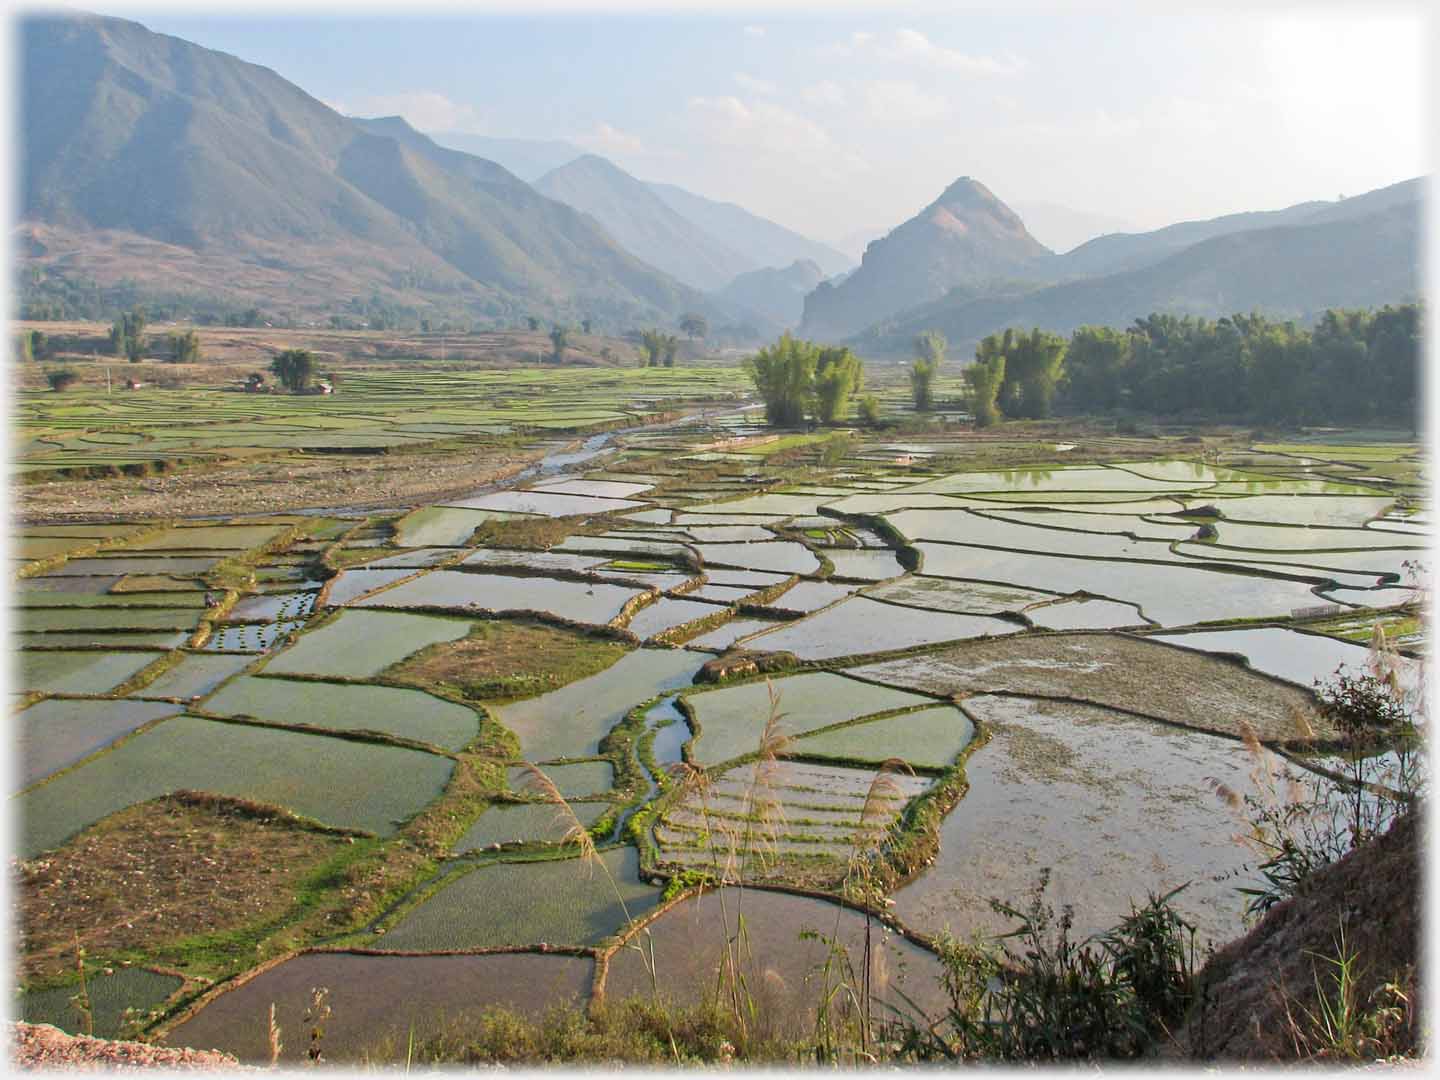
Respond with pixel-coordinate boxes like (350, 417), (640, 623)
(955, 304), (1420, 429)
(743, 303), (1419, 431)
(16, 308), (203, 365)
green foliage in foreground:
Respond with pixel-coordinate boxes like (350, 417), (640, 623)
(888, 873), (1198, 1061)
(394, 997), (799, 1066)
(378, 875), (1199, 1066)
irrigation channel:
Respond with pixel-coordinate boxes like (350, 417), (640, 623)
(13, 411), (1426, 1062)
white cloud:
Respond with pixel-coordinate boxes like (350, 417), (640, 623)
(862, 80), (949, 122)
(819, 30), (876, 59)
(734, 72), (777, 96)
(743, 24), (765, 38)
(687, 95), (832, 156)
(572, 122), (646, 156)
(685, 96), (870, 177)
(825, 28), (1024, 76)
(801, 80), (846, 107)
(332, 90), (487, 133)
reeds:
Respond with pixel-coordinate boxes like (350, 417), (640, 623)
(516, 760), (679, 1061)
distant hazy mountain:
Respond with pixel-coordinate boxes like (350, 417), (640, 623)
(1041, 199), (1332, 282)
(800, 177), (1052, 341)
(1299, 177), (1425, 225)
(718, 259), (826, 328)
(427, 132), (583, 182)
(858, 194), (1421, 356)
(534, 155), (757, 291)
(18, 13), (709, 324)
(1011, 201), (1139, 255)
(645, 183), (851, 279)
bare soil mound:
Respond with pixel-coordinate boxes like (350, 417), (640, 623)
(1175, 809), (1422, 1061)
(8, 1021), (246, 1070)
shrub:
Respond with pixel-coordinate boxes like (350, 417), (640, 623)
(884, 870), (1198, 1061)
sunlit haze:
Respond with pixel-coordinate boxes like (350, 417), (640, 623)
(81, 3), (1428, 252)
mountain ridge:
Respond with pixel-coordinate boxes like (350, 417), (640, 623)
(18, 13), (713, 327)
(533, 154), (755, 292)
(854, 196), (1421, 356)
(799, 176), (1053, 340)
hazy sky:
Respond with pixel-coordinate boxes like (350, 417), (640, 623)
(85, 2), (1429, 247)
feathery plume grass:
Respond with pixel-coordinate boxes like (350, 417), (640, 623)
(267, 1003), (283, 1067)
(516, 761), (598, 865)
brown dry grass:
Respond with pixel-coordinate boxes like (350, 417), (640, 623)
(13, 320), (638, 383)
(386, 619), (629, 703)
(14, 793), (349, 983)
(15, 440), (542, 522)
(467, 515), (586, 551)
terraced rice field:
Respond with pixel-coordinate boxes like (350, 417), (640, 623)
(163, 952), (593, 1063)
(16, 367), (750, 478)
(681, 672), (936, 767)
(12, 413), (1425, 1060)
(654, 759), (932, 878)
(374, 847), (659, 951)
(19, 715), (455, 856)
(604, 887), (948, 1027)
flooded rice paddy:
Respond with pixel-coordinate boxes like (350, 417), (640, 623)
(12, 416), (1424, 1059)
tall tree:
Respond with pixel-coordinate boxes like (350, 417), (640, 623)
(1061, 326), (1132, 413)
(661, 334), (681, 368)
(814, 346), (863, 423)
(910, 358), (937, 412)
(168, 329), (201, 364)
(963, 349), (1006, 427)
(987, 327), (1067, 419)
(914, 329), (947, 369)
(269, 348), (315, 392)
(549, 325), (569, 364)
(110, 308), (147, 363)
(680, 313), (708, 341)
(746, 332), (819, 426)
(640, 328), (665, 367)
